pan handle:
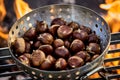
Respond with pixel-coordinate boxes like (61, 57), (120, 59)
(0, 47), (10, 56)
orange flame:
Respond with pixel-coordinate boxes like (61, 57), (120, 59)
(0, 0), (6, 22)
(13, 0), (32, 19)
(100, 0), (120, 75)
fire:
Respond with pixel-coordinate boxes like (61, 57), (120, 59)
(0, 0), (6, 22)
(100, 0), (120, 75)
(13, 0), (32, 19)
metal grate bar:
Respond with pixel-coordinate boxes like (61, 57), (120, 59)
(110, 40), (120, 44)
(107, 74), (120, 79)
(0, 55), (12, 60)
(105, 65), (120, 71)
(108, 48), (120, 53)
(0, 64), (16, 69)
(111, 32), (120, 41)
(0, 71), (25, 77)
(104, 57), (120, 62)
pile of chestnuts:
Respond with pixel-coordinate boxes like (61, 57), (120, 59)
(11, 18), (101, 71)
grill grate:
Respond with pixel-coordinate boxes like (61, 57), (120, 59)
(0, 33), (120, 80)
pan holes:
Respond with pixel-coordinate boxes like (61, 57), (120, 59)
(58, 75), (62, 78)
(102, 22), (104, 26)
(50, 16), (55, 20)
(105, 35), (107, 37)
(48, 74), (53, 78)
(67, 74), (71, 78)
(32, 71), (36, 75)
(100, 28), (102, 32)
(75, 76), (79, 79)
(67, 15), (70, 19)
(20, 21), (24, 25)
(26, 17), (30, 21)
(59, 8), (62, 12)
(18, 32), (21, 36)
(28, 23), (32, 27)
(12, 31), (14, 35)
(34, 76), (37, 79)
(22, 27), (26, 32)
(75, 71), (80, 75)
(16, 26), (18, 29)
(96, 17), (99, 21)
(58, 15), (62, 18)
(40, 73), (43, 77)
(50, 8), (54, 13)
(33, 13), (37, 17)
(89, 21), (92, 25)
(95, 24), (98, 28)
(25, 69), (27, 72)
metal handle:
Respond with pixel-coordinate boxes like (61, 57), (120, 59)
(0, 47), (10, 56)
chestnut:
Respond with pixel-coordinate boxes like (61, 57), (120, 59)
(31, 50), (45, 66)
(80, 25), (91, 34)
(55, 58), (67, 70)
(64, 40), (71, 49)
(25, 41), (31, 53)
(39, 44), (53, 55)
(40, 55), (56, 70)
(37, 33), (54, 44)
(12, 38), (25, 54)
(23, 27), (36, 41)
(75, 51), (87, 60)
(68, 21), (79, 30)
(88, 33), (99, 43)
(51, 18), (66, 26)
(55, 46), (70, 59)
(73, 29), (88, 41)
(68, 56), (84, 68)
(91, 54), (99, 61)
(18, 55), (30, 66)
(33, 41), (42, 49)
(70, 39), (85, 53)
(85, 53), (91, 62)
(53, 39), (64, 48)
(57, 25), (73, 38)
(36, 21), (48, 34)
(49, 24), (60, 36)
(23, 53), (31, 60)
(86, 43), (100, 54)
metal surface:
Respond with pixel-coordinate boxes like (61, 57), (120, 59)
(1, 4), (111, 79)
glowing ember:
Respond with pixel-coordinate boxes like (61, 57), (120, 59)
(0, 0), (6, 22)
(13, 0), (32, 19)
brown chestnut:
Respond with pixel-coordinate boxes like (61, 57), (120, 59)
(73, 29), (88, 41)
(12, 38), (25, 54)
(18, 55), (30, 66)
(31, 50), (45, 66)
(39, 44), (53, 55)
(55, 58), (67, 70)
(53, 39), (64, 48)
(40, 55), (56, 70)
(86, 43), (100, 54)
(51, 18), (66, 26)
(91, 54), (99, 61)
(68, 21), (79, 30)
(88, 33), (99, 43)
(24, 27), (36, 41)
(75, 51), (87, 60)
(64, 40), (71, 49)
(23, 53), (31, 60)
(25, 41), (31, 53)
(33, 41), (42, 49)
(80, 25), (91, 34)
(49, 24), (60, 36)
(55, 46), (70, 59)
(85, 53), (91, 62)
(68, 56), (84, 68)
(37, 33), (54, 44)
(70, 39), (85, 53)
(57, 25), (73, 38)
(36, 21), (48, 34)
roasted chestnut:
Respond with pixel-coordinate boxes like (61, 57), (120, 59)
(36, 21), (48, 34)
(53, 39), (64, 48)
(37, 33), (54, 44)
(25, 41), (31, 53)
(12, 38), (25, 54)
(64, 40), (71, 49)
(88, 33), (99, 43)
(23, 27), (36, 41)
(57, 25), (73, 38)
(55, 46), (70, 59)
(55, 58), (67, 70)
(68, 21), (79, 30)
(85, 53), (91, 62)
(70, 39), (85, 53)
(23, 53), (31, 60)
(86, 43), (100, 54)
(51, 18), (66, 26)
(33, 41), (42, 49)
(73, 29), (88, 41)
(39, 44), (53, 55)
(31, 50), (45, 66)
(91, 54), (99, 61)
(49, 24), (60, 36)
(18, 55), (30, 66)
(68, 56), (84, 68)
(40, 55), (56, 70)
(80, 25), (91, 34)
(75, 51), (87, 60)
